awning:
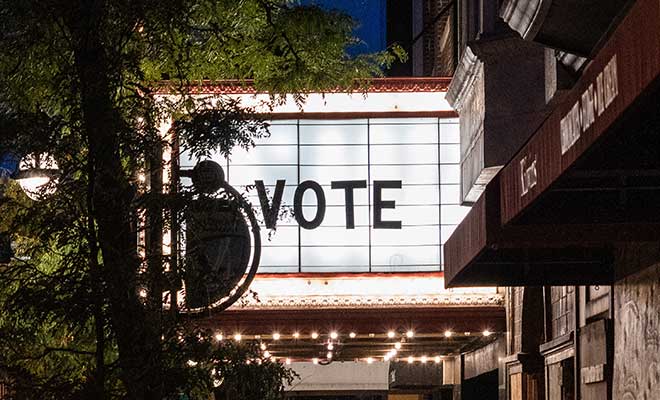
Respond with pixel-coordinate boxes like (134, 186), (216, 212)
(445, 0), (660, 287)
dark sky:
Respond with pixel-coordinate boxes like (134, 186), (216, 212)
(301, 0), (387, 55)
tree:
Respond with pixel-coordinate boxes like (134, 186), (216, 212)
(0, 1), (401, 398)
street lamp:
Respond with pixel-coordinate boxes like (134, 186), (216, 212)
(0, 152), (59, 263)
(16, 154), (58, 200)
(0, 152), (58, 200)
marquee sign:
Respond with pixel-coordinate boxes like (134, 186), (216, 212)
(181, 117), (468, 273)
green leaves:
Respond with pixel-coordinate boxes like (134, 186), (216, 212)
(0, 0), (404, 397)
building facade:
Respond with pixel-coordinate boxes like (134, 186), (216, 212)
(158, 78), (505, 400)
(443, 1), (660, 400)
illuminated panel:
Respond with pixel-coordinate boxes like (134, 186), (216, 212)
(182, 117), (470, 273)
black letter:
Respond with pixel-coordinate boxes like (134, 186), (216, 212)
(373, 180), (402, 229)
(294, 180), (326, 229)
(255, 180), (286, 229)
(331, 180), (367, 229)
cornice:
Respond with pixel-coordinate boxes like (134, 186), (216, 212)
(446, 45), (481, 111)
(447, 34), (544, 111)
(500, 0), (551, 40)
(557, 51), (588, 73)
(229, 293), (504, 310)
(154, 77), (452, 95)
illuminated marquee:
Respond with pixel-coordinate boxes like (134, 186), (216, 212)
(181, 117), (468, 273)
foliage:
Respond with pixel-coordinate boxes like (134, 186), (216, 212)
(0, 0), (401, 398)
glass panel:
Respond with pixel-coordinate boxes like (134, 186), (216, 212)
(370, 144), (437, 165)
(439, 144), (461, 164)
(370, 122), (438, 144)
(439, 121), (460, 143)
(300, 145), (368, 165)
(300, 165), (369, 183)
(440, 185), (461, 204)
(301, 246), (369, 267)
(370, 165), (438, 185)
(441, 205), (471, 225)
(378, 184), (439, 206)
(229, 145), (297, 165)
(257, 265), (299, 273)
(395, 205), (440, 226)
(228, 165), (297, 186)
(299, 124), (368, 145)
(371, 264), (440, 272)
(371, 226), (440, 246)
(439, 245), (444, 268)
(300, 265), (370, 273)
(301, 226), (369, 246)
(261, 226), (299, 247)
(370, 245), (439, 268)
(259, 246), (299, 268)
(180, 150), (228, 170)
(441, 225), (458, 244)
(439, 165), (460, 184)
(254, 124), (297, 145)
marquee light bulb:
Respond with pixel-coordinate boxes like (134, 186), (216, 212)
(215, 333), (223, 341)
(408, 356), (414, 364)
(330, 331), (338, 339)
(311, 332), (319, 339)
(444, 330), (452, 338)
(387, 331), (395, 338)
(234, 333), (242, 342)
(421, 355), (428, 364)
(435, 356), (441, 363)
(366, 357), (374, 364)
(349, 332), (356, 338)
(293, 332), (300, 339)
(482, 330), (492, 337)
(406, 330), (414, 338)
(312, 358), (319, 364)
(260, 343), (267, 351)
(285, 358), (292, 365)
(272, 332), (280, 340)
(327, 352), (333, 359)
(394, 342), (402, 350)
(263, 351), (271, 358)
(327, 343), (334, 351)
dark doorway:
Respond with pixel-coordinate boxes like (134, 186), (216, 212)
(461, 369), (498, 400)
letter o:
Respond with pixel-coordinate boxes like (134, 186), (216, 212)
(293, 180), (326, 229)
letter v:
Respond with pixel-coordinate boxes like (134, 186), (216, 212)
(255, 180), (286, 229)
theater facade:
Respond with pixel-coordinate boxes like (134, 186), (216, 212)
(156, 78), (505, 399)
